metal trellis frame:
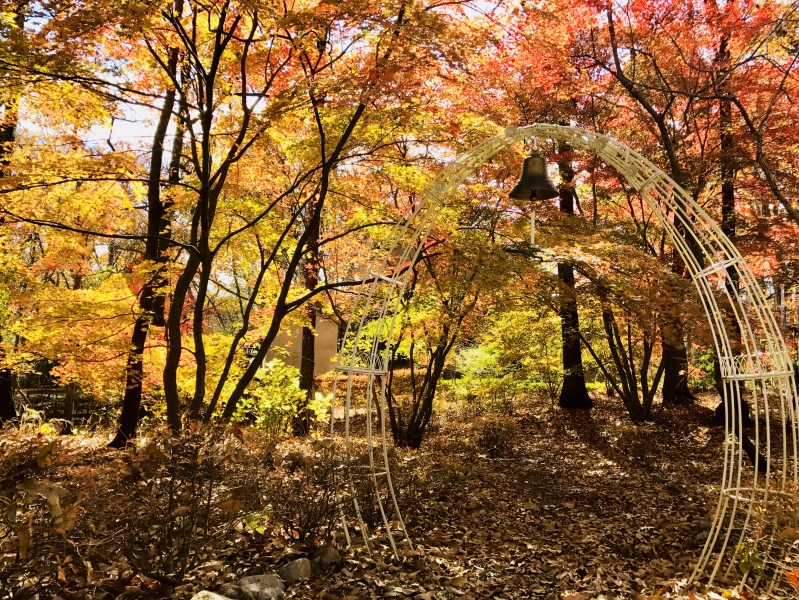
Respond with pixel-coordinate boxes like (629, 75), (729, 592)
(330, 124), (799, 595)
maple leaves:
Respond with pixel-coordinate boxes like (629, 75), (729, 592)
(0, 0), (484, 430)
(5, 0), (792, 442)
(5, 0), (799, 598)
(786, 567), (799, 590)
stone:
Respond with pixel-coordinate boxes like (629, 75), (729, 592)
(218, 585), (256, 600)
(277, 557), (312, 583)
(309, 557), (322, 578)
(235, 574), (285, 599)
(312, 546), (342, 569)
(695, 520), (713, 532)
(190, 593), (233, 600)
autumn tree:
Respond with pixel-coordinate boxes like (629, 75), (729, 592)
(385, 251), (481, 448)
(0, 2), (25, 424)
(109, 8), (185, 446)
(575, 255), (688, 422)
(0, 0), (486, 440)
(566, 0), (799, 429)
(0, 0), (183, 434)
(384, 193), (512, 447)
(209, 0), (486, 425)
(555, 142), (593, 409)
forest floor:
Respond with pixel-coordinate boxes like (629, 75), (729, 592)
(0, 392), (788, 600)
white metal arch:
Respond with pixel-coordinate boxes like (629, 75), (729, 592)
(331, 124), (799, 595)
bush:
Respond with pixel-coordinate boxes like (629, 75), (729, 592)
(266, 438), (344, 546)
(229, 359), (330, 435)
(472, 415), (520, 458)
(0, 424), (338, 598)
(688, 346), (717, 391)
(122, 426), (267, 584)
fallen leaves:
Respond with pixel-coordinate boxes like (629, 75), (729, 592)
(171, 505), (193, 518)
(16, 478), (67, 519)
(215, 499), (245, 512)
(0, 394), (788, 598)
(36, 439), (57, 468)
(786, 567), (799, 590)
(273, 394), (745, 599)
(16, 514), (32, 559)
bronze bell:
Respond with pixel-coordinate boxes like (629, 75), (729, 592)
(509, 150), (560, 200)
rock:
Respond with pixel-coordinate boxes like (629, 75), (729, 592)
(190, 593), (233, 600)
(309, 557), (322, 578)
(218, 585), (256, 600)
(666, 481), (685, 494)
(695, 520), (713, 532)
(235, 574), (285, 599)
(312, 546), (342, 569)
(277, 557), (312, 583)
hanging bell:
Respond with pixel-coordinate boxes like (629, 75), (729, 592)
(509, 150), (560, 201)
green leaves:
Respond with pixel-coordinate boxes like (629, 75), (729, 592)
(735, 539), (764, 576)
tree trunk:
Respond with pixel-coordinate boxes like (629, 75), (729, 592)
(293, 312), (316, 436)
(108, 317), (149, 447)
(558, 262), (593, 409)
(293, 200), (321, 436)
(162, 8), (227, 429)
(189, 260), (211, 417)
(387, 340), (449, 449)
(624, 400), (648, 423)
(152, 63), (187, 328)
(660, 340), (693, 404)
(556, 142), (592, 410)
(0, 370), (15, 424)
(162, 251), (200, 430)
(109, 38), (181, 447)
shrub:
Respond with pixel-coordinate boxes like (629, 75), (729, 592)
(0, 424), (278, 597)
(688, 346), (717, 391)
(121, 426), (268, 584)
(472, 415), (520, 458)
(266, 438), (344, 546)
(229, 359), (329, 435)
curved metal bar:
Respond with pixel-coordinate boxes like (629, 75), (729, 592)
(332, 124), (799, 592)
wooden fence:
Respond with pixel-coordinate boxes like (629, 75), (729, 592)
(13, 385), (98, 424)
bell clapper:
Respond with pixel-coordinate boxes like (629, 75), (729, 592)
(530, 207), (536, 247)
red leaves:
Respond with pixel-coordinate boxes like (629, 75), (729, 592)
(786, 568), (799, 590)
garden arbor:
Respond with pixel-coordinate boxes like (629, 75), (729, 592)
(332, 124), (799, 594)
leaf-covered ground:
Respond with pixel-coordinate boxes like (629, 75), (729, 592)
(288, 394), (727, 599)
(0, 393), (781, 599)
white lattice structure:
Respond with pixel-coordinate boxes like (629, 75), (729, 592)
(331, 124), (799, 594)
